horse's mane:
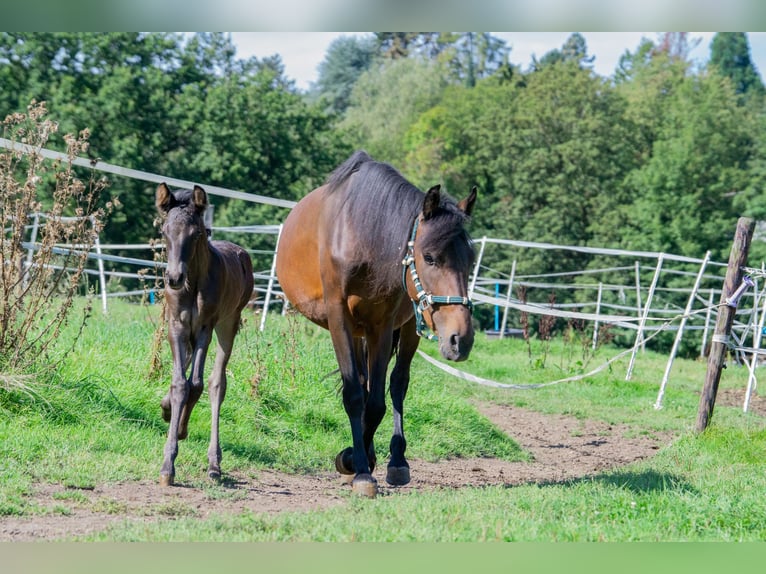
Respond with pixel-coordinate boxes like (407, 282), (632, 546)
(326, 151), (473, 291)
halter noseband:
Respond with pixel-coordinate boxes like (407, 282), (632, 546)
(401, 216), (473, 340)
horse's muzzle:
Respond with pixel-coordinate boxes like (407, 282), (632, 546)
(440, 330), (474, 362)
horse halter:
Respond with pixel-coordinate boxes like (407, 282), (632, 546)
(401, 216), (473, 340)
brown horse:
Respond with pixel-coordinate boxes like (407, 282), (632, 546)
(277, 151), (477, 497)
(155, 183), (254, 486)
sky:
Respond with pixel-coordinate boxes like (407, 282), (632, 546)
(230, 32), (766, 91)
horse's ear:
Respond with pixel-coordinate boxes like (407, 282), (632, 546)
(156, 183), (173, 214)
(458, 186), (477, 217)
(422, 185), (441, 221)
(192, 185), (208, 213)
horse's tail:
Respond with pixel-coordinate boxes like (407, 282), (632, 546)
(326, 150), (373, 192)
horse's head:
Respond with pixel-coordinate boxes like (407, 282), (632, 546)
(155, 183), (209, 291)
(406, 185), (477, 361)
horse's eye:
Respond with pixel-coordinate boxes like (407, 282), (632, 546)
(423, 253), (436, 266)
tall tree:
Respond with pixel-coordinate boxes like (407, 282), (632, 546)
(534, 32), (595, 70)
(341, 56), (450, 166)
(311, 34), (378, 115)
(709, 32), (765, 103)
(617, 61), (753, 262)
(447, 33), (509, 87)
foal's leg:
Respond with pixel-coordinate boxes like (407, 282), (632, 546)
(206, 317), (239, 481)
(178, 326), (213, 440)
(160, 316), (191, 486)
(387, 317), (419, 486)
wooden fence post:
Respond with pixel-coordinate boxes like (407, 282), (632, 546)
(695, 217), (755, 433)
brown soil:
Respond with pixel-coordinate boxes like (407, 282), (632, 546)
(0, 400), (687, 542)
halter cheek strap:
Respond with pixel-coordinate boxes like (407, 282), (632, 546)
(402, 216), (473, 341)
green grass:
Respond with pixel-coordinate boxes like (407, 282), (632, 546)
(1, 299), (765, 540)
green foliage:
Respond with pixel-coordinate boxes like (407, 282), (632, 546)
(310, 34), (379, 115)
(709, 32), (765, 102)
(341, 56), (450, 166)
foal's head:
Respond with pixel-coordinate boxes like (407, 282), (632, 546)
(155, 183), (209, 290)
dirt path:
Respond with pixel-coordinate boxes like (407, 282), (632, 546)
(0, 402), (678, 541)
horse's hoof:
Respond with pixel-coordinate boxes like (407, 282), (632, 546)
(386, 465), (411, 486)
(351, 474), (378, 498)
(208, 469), (221, 482)
(159, 473), (174, 487)
(334, 447), (354, 476)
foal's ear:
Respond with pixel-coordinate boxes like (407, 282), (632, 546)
(457, 186), (477, 217)
(155, 183), (173, 214)
(422, 185), (441, 221)
(192, 185), (208, 213)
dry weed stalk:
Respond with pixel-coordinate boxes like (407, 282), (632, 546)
(0, 101), (111, 376)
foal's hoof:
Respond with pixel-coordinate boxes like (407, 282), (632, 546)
(386, 465), (411, 486)
(159, 473), (174, 487)
(351, 474), (378, 498)
(208, 470), (221, 482)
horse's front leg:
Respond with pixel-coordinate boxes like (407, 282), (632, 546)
(160, 317), (191, 486)
(206, 318), (239, 481)
(360, 327), (393, 481)
(327, 303), (377, 497)
(387, 317), (419, 486)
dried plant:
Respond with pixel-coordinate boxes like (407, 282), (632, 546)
(517, 285), (532, 361)
(0, 101), (112, 377)
(536, 291), (557, 369)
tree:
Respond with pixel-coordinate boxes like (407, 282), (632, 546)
(403, 60), (640, 279)
(617, 66), (753, 262)
(709, 32), (765, 103)
(341, 56), (450, 166)
(311, 34), (378, 115)
(534, 33), (595, 70)
(445, 33), (509, 87)
(0, 32), (352, 258)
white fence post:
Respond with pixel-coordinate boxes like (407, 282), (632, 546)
(634, 261), (644, 351)
(654, 250), (710, 409)
(93, 221), (108, 315)
(499, 259), (517, 339)
(259, 224), (283, 332)
(468, 236), (486, 300)
(744, 282), (766, 412)
(626, 253), (665, 381)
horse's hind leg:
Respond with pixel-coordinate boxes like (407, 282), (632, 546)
(207, 318), (238, 481)
(387, 317), (419, 486)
